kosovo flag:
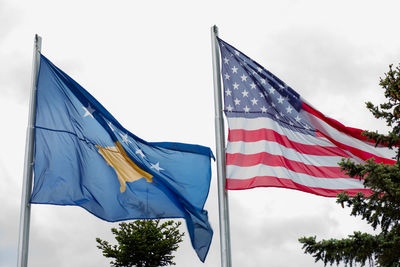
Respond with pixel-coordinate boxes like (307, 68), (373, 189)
(31, 55), (214, 262)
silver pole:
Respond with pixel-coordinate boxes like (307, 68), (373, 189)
(211, 25), (232, 267)
(17, 34), (42, 267)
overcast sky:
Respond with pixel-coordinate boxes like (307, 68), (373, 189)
(1, 0), (400, 266)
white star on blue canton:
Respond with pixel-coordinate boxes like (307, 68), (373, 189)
(136, 149), (145, 158)
(83, 104), (95, 118)
(150, 162), (164, 172)
(119, 133), (131, 144)
(232, 66), (238, 73)
(107, 121), (114, 131)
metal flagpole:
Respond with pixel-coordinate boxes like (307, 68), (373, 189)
(17, 34), (42, 267)
(211, 25), (232, 267)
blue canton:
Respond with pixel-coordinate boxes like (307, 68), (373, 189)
(217, 38), (315, 135)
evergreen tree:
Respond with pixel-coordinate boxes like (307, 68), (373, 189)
(96, 220), (184, 267)
(299, 64), (400, 266)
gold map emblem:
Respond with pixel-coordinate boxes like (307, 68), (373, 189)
(96, 142), (153, 192)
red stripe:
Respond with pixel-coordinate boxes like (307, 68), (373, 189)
(226, 177), (372, 197)
(320, 132), (396, 164)
(302, 103), (396, 164)
(228, 128), (350, 157)
(302, 102), (374, 144)
(226, 152), (348, 178)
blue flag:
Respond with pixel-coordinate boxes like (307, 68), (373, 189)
(31, 55), (214, 261)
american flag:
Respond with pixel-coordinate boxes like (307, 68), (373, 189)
(217, 38), (396, 197)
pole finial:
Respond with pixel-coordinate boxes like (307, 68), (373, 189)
(212, 25), (219, 35)
(34, 34), (42, 52)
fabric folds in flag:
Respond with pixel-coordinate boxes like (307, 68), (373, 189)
(31, 55), (214, 261)
(217, 38), (396, 197)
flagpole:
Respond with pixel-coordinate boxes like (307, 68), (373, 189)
(211, 25), (232, 267)
(17, 34), (42, 267)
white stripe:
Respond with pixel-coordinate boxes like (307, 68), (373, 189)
(226, 164), (365, 190)
(226, 140), (345, 167)
(301, 109), (396, 159)
(227, 117), (332, 147)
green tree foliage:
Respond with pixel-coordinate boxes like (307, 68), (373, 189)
(96, 220), (184, 267)
(299, 64), (400, 267)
